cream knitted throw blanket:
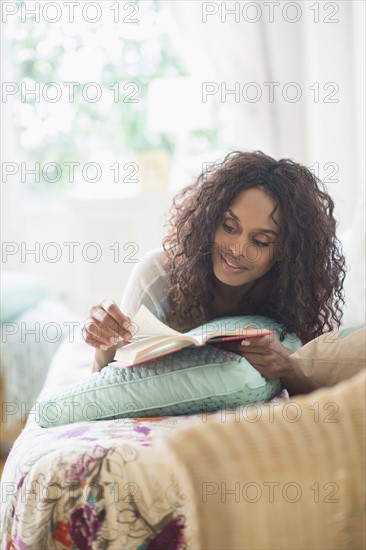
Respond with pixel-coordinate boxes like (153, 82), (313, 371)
(161, 369), (365, 549)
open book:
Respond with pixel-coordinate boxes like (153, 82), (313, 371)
(110, 305), (273, 368)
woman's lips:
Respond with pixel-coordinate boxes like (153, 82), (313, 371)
(220, 254), (248, 273)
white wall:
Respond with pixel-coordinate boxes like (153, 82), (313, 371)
(2, 190), (173, 315)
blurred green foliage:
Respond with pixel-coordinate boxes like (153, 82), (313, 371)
(8, 0), (220, 192)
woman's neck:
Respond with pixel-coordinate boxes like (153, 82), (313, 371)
(214, 279), (255, 302)
(212, 279), (256, 316)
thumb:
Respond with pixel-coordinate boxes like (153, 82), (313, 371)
(241, 333), (275, 346)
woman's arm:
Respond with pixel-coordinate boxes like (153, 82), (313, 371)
(92, 346), (119, 373)
(219, 335), (318, 396)
(85, 248), (169, 372)
(279, 364), (319, 396)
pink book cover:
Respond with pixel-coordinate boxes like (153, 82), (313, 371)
(110, 330), (274, 368)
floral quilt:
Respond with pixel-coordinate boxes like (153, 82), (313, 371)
(0, 336), (288, 549)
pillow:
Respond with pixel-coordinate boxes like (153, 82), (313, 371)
(289, 325), (366, 387)
(37, 315), (303, 427)
(1, 271), (50, 322)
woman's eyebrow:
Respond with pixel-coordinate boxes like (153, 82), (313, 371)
(226, 208), (241, 221)
(255, 228), (278, 235)
(226, 209), (278, 235)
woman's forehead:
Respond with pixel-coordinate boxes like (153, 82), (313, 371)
(228, 188), (280, 227)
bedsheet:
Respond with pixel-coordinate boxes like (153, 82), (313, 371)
(0, 335), (288, 549)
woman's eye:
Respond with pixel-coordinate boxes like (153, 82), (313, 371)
(223, 223), (236, 233)
(253, 239), (269, 248)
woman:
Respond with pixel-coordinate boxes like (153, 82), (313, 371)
(85, 151), (346, 395)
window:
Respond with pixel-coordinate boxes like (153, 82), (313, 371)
(4, 0), (222, 196)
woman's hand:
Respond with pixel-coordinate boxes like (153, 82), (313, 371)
(219, 330), (317, 395)
(219, 331), (293, 379)
(84, 299), (136, 373)
(83, 299), (133, 351)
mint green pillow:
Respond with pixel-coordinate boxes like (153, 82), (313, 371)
(338, 325), (365, 339)
(37, 315), (302, 427)
(1, 272), (50, 322)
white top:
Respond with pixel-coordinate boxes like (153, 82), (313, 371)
(119, 247), (170, 322)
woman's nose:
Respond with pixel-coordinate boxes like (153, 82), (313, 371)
(226, 241), (244, 257)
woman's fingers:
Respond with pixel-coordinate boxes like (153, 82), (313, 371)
(83, 318), (115, 349)
(95, 300), (132, 337)
(241, 333), (274, 347)
(84, 299), (134, 350)
(82, 319), (100, 349)
(219, 334), (293, 378)
(100, 299), (132, 333)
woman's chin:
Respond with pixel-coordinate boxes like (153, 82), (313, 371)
(213, 268), (250, 287)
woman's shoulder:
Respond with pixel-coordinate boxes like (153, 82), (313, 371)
(126, 247), (169, 294)
(120, 247), (170, 320)
(135, 247), (167, 278)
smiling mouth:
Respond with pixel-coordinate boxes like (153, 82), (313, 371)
(220, 254), (248, 271)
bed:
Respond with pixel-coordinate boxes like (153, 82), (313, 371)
(1, 333), (251, 549)
(1, 329), (364, 549)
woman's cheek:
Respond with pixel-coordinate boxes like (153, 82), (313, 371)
(262, 249), (277, 273)
(252, 248), (273, 272)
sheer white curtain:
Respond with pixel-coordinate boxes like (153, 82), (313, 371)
(164, 0), (365, 325)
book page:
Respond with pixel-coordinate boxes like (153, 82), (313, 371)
(131, 305), (183, 339)
(114, 334), (198, 365)
(185, 322), (273, 343)
(114, 335), (168, 362)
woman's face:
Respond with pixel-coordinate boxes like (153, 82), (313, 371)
(212, 187), (280, 287)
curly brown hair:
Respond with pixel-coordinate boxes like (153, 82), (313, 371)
(162, 150), (346, 344)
